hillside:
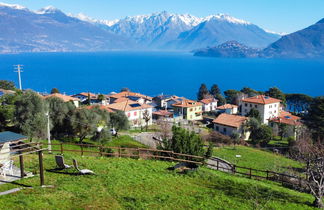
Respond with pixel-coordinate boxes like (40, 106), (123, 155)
(0, 154), (316, 209)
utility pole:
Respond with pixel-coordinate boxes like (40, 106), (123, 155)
(14, 64), (23, 90)
(45, 112), (52, 153)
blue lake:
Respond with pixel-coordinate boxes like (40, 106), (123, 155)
(0, 51), (323, 98)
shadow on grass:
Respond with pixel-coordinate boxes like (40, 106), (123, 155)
(0, 180), (32, 188)
(46, 168), (80, 176)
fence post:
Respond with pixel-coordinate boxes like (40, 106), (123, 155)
(249, 168), (252, 179)
(216, 160), (219, 170)
(118, 147), (121, 157)
(99, 146), (103, 157)
(266, 170), (269, 180)
(60, 143), (63, 154)
(80, 144), (84, 156)
(232, 165), (236, 174)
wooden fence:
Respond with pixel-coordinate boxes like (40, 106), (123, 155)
(42, 142), (307, 191)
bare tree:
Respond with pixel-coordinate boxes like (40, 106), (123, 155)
(156, 119), (172, 141)
(291, 134), (324, 208)
(142, 110), (151, 131)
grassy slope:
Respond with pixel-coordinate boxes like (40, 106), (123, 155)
(213, 146), (302, 173)
(0, 153), (316, 210)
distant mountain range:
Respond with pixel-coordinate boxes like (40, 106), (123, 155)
(195, 19), (324, 58)
(0, 3), (281, 53)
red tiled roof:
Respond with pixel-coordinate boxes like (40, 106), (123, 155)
(152, 110), (173, 116)
(242, 95), (281, 105)
(172, 100), (202, 108)
(107, 99), (153, 112)
(85, 105), (114, 113)
(217, 104), (238, 110)
(200, 98), (218, 104)
(270, 111), (302, 126)
(72, 92), (97, 98)
(109, 91), (153, 100)
(45, 93), (80, 102)
(213, 113), (248, 128)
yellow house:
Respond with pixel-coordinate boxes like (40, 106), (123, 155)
(172, 100), (203, 121)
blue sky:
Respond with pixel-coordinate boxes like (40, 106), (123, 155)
(3, 0), (324, 33)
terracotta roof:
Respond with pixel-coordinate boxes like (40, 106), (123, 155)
(217, 104), (238, 110)
(213, 113), (248, 128)
(270, 111), (302, 126)
(85, 105), (114, 113)
(172, 100), (202, 108)
(107, 99), (153, 112)
(0, 89), (15, 95)
(200, 98), (218, 104)
(72, 92), (97, 99)
(44, 93), (80, 102)
(242, 95), (281, 105)
(152, 110), (173, 116)
(109, 91), (153, 100)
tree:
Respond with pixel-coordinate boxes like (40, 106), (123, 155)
(110, 111), (129, 135)
(142, 109), (151, 131)
(291, 135), (324, 208)
(50, 88), (60, 94)
(15, 91), (47, 140)
(230, 131), (240, 149)
(197, 83), (209, 100)
(278, 123), (289, 140)
(266, 87), (286, 104)
(0, 94), (18, 130)
(121, 87), (130, 92)
(246, 108), (261, 122)
(304, 96), (324, 142)
(92, 128), (111, 145)
(70, 108), (102, 143)
(97, 94), (105, 101)
(224, 89), (240, 104)
(240, 87), (258, 97)
(251, 125), (273, 146)
(286, 93), (313, 114)
(210, 84), (221, 97)
(215, 94), (226, 106)
(0, 80), (15, 90)
(205, 142), (214, 158)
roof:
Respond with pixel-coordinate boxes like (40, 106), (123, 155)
(72, 92), (97, 99)
(213, 113), (248, 128)
(241, 95), (281, 105)
(0, 89), (16, 95)
(45, 93), (80, 102)
(172, 100), (202, 108)
(107, 99), (153, 112)
(85, 105), (114, 113)
(269, 111), (302, 126)
(217, 104), (238, 110)
(200, 98), (218, 104)
(109, 91), (153, 100)
(0, 131), (27, 144)
(152, 110), (173, 116)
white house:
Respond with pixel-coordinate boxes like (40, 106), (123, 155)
(213, 113), (250, 140)
(200, 98), (218, 112)
(107, 99), (153, 127)
(240, 95), (281, 124)
(44, 93), (80, 107)
(216, 104), (238, 114)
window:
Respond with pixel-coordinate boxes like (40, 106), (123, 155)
(250, 104), (252, 107)
(275, 104), (277, 107)
(254, 105), (257, 108)
(134, 111), (137, 116)
(245, 109), (247, 113)
(245, 103), (247, 107)
(223, 128), (227, 134)
(190, 108), (193, 111)
(215, 126), (219, 131)
(127, 113), (130, 117)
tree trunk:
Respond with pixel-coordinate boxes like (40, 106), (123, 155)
(313, 196), (324, 208)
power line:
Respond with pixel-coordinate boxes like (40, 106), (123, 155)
(14, 64), (23, 90)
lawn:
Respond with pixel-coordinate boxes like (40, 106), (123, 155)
(213, 145), (302, 173)
(0, 153), (317, 210)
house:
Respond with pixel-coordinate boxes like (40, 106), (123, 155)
(153, 95), (186, 109)
(109, 91), (153, 104)
(240, 95), (281, 124)
(213, 113), (250, 140)
(216, 104), (238, 114)
(269, 111), (303, 139)
(71, 92), (109, 105)
(152, 110), (173, 120)
(107, 99), (153, 127)
(200, 98), (218, 112)
(44, 93), (80, 107)
(172, 100), (203, 121)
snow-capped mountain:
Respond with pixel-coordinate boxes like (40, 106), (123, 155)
(0, 3), (133, 53)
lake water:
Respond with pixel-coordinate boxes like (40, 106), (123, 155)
(0, 51), (323, 98)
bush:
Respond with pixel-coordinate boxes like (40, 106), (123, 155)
(251, 125), (273, 146)
(207, 131), (233, 145)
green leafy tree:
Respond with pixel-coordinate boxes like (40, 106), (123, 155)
(215, 93), (226, 106)
(92, 128), (111, 145)
(230, 131), (240, 149)
(251, 125), (273, 146)
(278, 123), (289, 140)
(0, 94), (19, 130)
(286, 93), (313, 114)
(0, 80), (15, 90)
(210, 84), (221, 97)
(97, 94), (105, 101)
(205, 142), (214, 158)
(50, 88), (60, 94)
(246, 108), (261, 122)
(110, 111), (129, 134)
(197, 83), (209, 100)
(15, 91), (47, 140)
(266, 87), (286, 104)
(240, 87), (258, 97)
(121, 87), (130, 92)
(304, 96), (324, 142)
(224, 89), (240, 104)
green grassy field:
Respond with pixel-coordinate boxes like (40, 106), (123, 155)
(0, 153), (317, 210)
(213, 146), (302, 173)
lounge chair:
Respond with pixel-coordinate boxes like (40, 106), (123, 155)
(72, 159), (95, 175)
(55, 155), (71, 169)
